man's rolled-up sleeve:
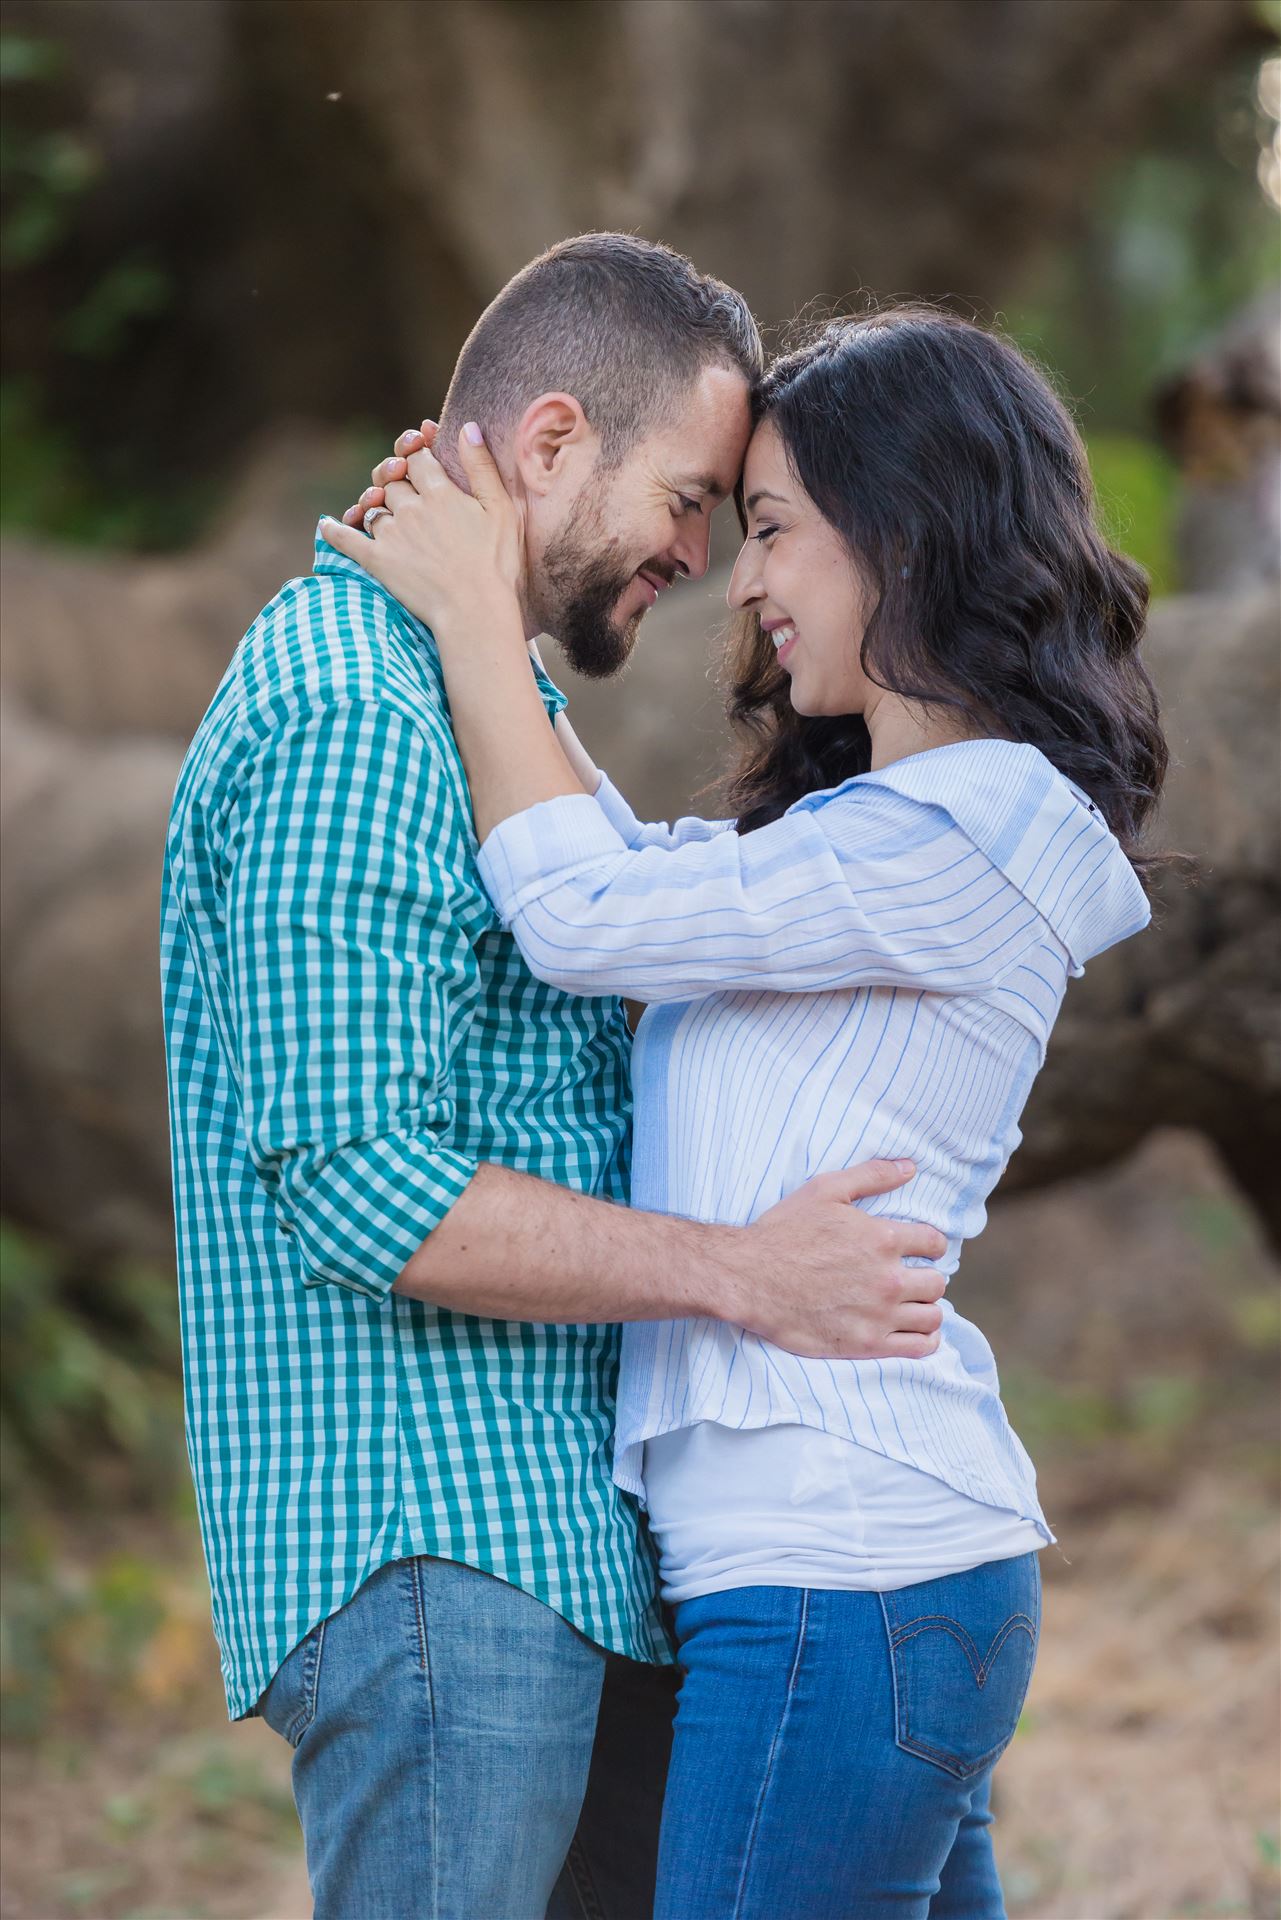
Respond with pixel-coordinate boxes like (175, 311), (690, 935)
(221, 694), (481, 1300)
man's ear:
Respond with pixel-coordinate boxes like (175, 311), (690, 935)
(512, 392), (595, 496)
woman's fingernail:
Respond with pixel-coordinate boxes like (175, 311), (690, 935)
(463, 421), (484, 445)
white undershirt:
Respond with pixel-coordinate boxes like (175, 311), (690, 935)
(644, 1421), (1048, 1604)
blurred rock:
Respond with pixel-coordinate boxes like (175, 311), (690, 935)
(0, 700), (181, 1259)
(1, 530), (1277, 1256)
(0, 426), (365, 740)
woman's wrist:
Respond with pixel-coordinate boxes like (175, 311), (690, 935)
(430, 583), (527, 655)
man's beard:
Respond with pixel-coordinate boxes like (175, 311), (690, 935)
(540, 489), (673, 680)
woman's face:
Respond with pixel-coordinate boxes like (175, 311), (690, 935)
(728, 418), (877, 718)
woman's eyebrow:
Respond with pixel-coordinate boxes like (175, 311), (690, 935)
(743, 488), (789, 512)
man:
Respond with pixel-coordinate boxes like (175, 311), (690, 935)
(162, 233), (947, 1919)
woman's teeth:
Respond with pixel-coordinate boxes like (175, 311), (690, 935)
(771, 624), (797, 650)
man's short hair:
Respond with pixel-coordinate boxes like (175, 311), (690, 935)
(440, 232), (763, 463)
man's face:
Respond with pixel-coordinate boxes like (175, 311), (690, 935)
(531, 365), (753, 678)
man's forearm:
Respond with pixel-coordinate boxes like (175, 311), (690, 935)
(394, 1162), (738, 1323)
(393, 1157), (950, 1364)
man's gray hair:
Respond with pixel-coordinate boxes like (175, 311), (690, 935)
(440, 233), (763, 463)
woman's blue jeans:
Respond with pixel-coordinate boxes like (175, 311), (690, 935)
(655, 1553), (1041, 1920)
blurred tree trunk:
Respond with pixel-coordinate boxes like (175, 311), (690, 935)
(1, 0), (1261, 484)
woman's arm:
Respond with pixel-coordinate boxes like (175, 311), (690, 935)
(475, 789), (1054, 1003)
(320, 430), (1052, 1005)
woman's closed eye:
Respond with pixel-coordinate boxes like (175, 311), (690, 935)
(751, 523), (781, 545)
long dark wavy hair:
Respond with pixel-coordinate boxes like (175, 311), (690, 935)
(723, 308), (1168, 878)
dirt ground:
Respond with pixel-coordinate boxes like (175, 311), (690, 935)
(2, 1131), (1277, 1920)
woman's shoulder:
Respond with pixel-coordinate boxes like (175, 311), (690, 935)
(792, 738), (1056, 820)
(794, 739), (1149, 970)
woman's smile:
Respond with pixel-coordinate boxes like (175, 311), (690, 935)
(763, 616), (800, 668)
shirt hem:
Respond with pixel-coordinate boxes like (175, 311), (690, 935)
(222, 1533), (675, 1723)
(614, 1418), (1052, 1548)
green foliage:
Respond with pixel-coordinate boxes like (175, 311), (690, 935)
(3, 1548), (162, 1738)
(0, 33), (64, 83)
(0, 1222), (184, 1517)
(1004, 45), (1279, 597)
(999, 1361), (1209, 1464)
(0, 128), (96, 268)
(0, 380), (212, 549)
(0, 1224), (197, 1742)
(1229, 1287), (1281, 1354)
(0, 31), (197, 551)
(0, 34), (96, 270)
(59, 256), (172, 360)
(1085, 432), (1179, 595)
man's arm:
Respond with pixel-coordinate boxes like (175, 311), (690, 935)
(222, 688), (484, 1301)
(396, 1158), (947, 1362)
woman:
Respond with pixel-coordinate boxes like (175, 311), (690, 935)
(322, 310), (1166, 1918)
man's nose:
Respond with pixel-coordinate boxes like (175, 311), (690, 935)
(671, 516), (712, 583)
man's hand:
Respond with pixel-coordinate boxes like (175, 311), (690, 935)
(341, 420), (439, 528)
(733, 1159), (948, 1360)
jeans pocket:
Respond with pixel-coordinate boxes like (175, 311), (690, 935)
(256, 1618), (327, 1749)
(879, 1553), (1040, 1780)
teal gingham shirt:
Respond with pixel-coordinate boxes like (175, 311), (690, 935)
(162, 527), (671, 1720)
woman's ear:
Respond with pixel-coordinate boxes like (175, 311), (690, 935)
(512, 392), (595, 496)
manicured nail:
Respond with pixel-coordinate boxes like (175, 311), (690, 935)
(463, 421), (484, 445)
(893, 1158), (915, 1173)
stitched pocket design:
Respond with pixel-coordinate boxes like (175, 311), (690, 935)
(879, 1556), (1040, 1780)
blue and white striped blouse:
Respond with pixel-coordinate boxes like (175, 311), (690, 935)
(477, 738), (1151, 1530)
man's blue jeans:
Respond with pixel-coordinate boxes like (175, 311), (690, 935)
(654, 1554), (1041, 1920)
(257, 1554), (677, 1920)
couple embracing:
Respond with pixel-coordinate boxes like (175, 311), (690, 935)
(163, 233), (1165, 1919)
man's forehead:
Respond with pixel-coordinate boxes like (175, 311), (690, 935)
(635, 368), (752, 496)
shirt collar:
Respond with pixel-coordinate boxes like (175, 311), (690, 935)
(309, 521), (568, 720)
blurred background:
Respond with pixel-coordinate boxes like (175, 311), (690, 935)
(1, 2), (1279, 1916)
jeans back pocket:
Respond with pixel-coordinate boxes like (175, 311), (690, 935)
(879, 1553), (1040, 1780)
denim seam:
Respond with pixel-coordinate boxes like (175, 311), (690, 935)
(286, 1619), (327, 1747)
(732, 1591), (810, 1920)
(562, 1834), (607, 1920)
(891, 1613), (1037, 1687)
(410, 1559), (440, 1919)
